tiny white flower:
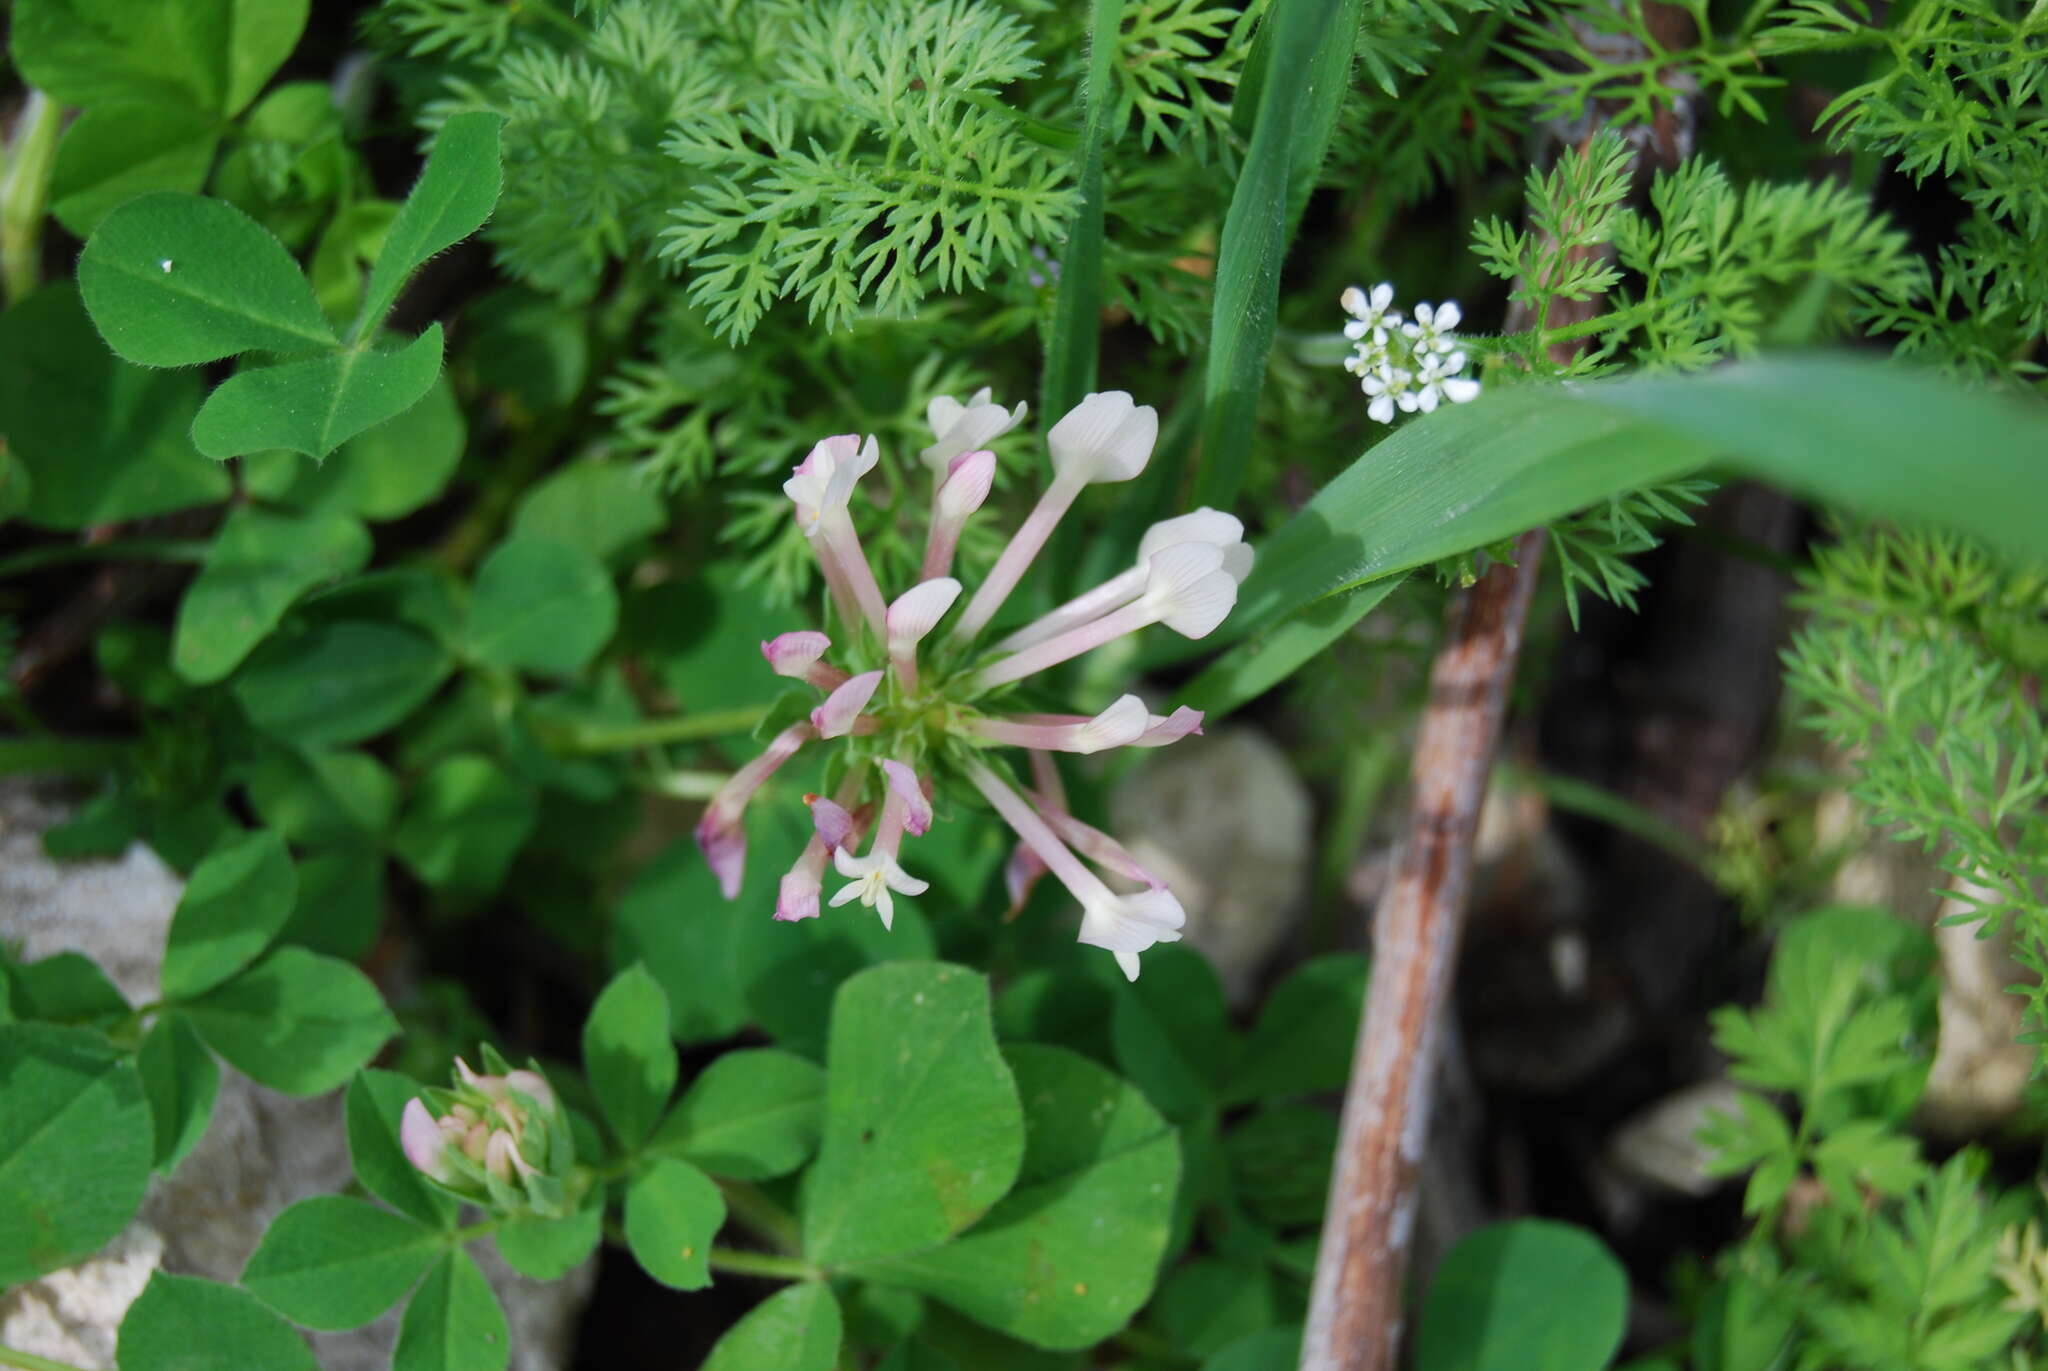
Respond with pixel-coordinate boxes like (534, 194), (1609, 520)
(1340, 281), (1401, 344)
(829, 848), (929, 931)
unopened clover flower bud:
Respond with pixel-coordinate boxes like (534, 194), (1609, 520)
(811, 669), (882, 739)
(922, 388), (1027, 476)
(400, 1054), (572, 1215)
(1046, 390), (1158, 486)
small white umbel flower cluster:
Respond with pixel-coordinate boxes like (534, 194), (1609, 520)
(1340, 282), (1482, 424)
(696, 389), (1253, 982)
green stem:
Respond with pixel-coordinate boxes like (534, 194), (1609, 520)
(717, 1179), (803, 1257)
(1, 90), (62, 307)
(558, 706), (769, 754)
(434, 264), (654, 572)
(0, 539), (213, 580)
(0, 1343), (95, 1371)
(0, 736), (136, 777)
(707, 1248), (818, 1281)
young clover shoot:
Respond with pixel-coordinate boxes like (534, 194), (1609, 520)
(695, 389), (1251, 981)
(1340, 282), (1483, 424)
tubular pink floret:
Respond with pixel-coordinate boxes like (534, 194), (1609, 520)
(694, 721), (815, 898)
(1134, 705), (1205, 746)
(1032, 799), (1165, 889)
(886, 577), (962, 692)
(962, 694), (1149, 753)
(762, 631), (848, 690)
(922, 390), (1027, 477)
(881, 759), (934, 836)
(922, 450), (997, 580)
(811, 670), (883, 739)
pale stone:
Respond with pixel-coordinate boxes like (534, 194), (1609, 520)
(0, 780), (594, 1370)
(1110, 728), (1313, 1004)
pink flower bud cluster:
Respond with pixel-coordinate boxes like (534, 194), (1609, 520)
(399, 1055), (571, 1214)
(695, 390), (1254, 981)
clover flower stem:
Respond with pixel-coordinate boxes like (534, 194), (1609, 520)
(1302, 530), (1546, 1371)
(950, 472), (1085, 643)
(992, 564), (1149, 653)
(971, 598), (1155, 691)
(705, 1249), (820, 1282)
(718, 1178), (804, 1255)
(556, 704), (769, 753)
(813, 514), (888, 636)
(965, 761), (1114, 910)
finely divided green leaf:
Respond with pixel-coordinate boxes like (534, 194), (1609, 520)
(79, 192), (334, 365)
(801, 963), (1024, 1267)
(172, 506), (372, 684)
(356, 113), (504, 341)
(191, 324), (444, 460)
(160, 828), (297, 1002)
(241, 1196), (439, 1329)
(181, 947), (396, 1095)
(623, 1157), (726, 1291)
(583, 964), (678, 1151)
(117, 1273), (320, 1371)
(0, 1024), (153, 1285)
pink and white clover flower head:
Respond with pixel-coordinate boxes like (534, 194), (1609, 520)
(694, 388), (1249, 981)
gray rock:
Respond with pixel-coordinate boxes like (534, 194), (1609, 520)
(0, 779), (594, 1370)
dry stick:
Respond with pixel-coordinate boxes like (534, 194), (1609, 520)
(1300, 528), (1546, 1371)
